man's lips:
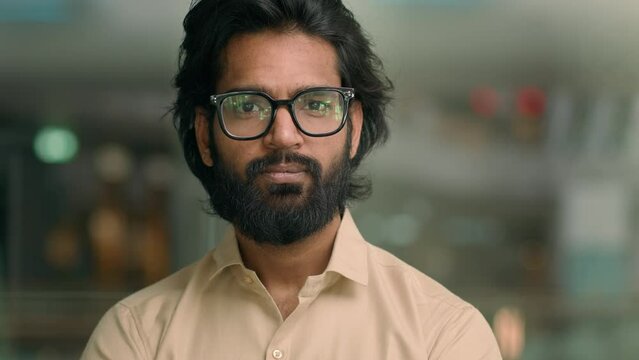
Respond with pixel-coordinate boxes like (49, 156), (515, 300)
(261, 163), (307, 183)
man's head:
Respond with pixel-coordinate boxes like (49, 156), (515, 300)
(172, 0), (392, 245)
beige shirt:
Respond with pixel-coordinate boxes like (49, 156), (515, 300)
(82, 211), (502, 360)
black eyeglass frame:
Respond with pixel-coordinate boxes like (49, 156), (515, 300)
(209, 86), (355, 141)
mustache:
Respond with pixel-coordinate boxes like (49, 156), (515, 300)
(245, 151), (322, 181)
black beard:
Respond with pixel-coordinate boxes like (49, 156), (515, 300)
(207, 148), (352, 246)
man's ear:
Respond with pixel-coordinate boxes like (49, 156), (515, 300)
(194, 106), (214, 167)
(348, 100), (364, 160)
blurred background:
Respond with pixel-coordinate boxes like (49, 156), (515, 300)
(1, 0), (639, 358)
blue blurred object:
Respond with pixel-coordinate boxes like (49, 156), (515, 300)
(0, 0), (70, 23)
(561, 249), (629, 297)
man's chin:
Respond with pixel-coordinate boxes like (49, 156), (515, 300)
(266, 183), (304, 196)
(260, 185), (310, 210)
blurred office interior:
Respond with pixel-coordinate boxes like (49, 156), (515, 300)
(1, 0), (639, 358)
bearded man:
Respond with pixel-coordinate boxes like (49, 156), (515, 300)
(82, 0), (502, 359)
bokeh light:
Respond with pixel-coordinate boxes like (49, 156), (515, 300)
(33, 126), (79, 164)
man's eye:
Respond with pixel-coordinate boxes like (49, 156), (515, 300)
(230, 99), (261, 113)
(305, 101), (330, 114)
(238, 102), (258, 113)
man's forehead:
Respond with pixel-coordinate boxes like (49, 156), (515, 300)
(216, 31), (341, 95)
(223, 30), (337, 56)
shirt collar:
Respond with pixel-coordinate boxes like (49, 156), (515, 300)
(324, 210), (368, 286)
(208, 209), (368, 286)
(209, 227), (244, 281)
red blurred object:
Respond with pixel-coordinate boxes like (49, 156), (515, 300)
(516, 87), (546, 119)
(470, 87), (500, 118)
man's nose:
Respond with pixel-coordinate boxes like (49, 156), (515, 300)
(262, 106), (304, 150)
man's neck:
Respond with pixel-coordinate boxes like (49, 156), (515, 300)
(235, 213), (342, 317)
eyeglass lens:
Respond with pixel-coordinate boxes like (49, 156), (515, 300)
(220, 90), (345, 138)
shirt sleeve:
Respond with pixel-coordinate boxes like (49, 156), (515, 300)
(430, 306), (503, 360)
(80, 303), (150, 360)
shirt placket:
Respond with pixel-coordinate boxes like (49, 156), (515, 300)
(263, 274), (330, 360)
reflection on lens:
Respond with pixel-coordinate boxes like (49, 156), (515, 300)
(221, 94), (272, 137)
(294, 90), (344, 134)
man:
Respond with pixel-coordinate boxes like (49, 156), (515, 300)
(82, 0), (502, 359)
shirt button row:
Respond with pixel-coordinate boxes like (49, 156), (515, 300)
(272, 349), (283, 359)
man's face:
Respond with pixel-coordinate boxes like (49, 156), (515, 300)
(194, 30), (363, 245)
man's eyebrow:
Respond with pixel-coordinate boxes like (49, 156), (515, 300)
(222, 85), (270, 93)
(220, 85), (334, 97)
(290, 85), (326, 95)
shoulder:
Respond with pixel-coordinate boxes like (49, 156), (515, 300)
(365, 244), (501, 359)
(366, 243), (468, 310)
(116, 254), (215, 341)
(81, 254), (215, 359)
(119, 259), (200, 311)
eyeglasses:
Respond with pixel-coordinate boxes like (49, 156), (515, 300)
(209, 87), (355, 140)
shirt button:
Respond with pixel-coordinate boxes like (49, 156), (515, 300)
(272, 349), (283, 359)
(243, 276), (254, 285)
